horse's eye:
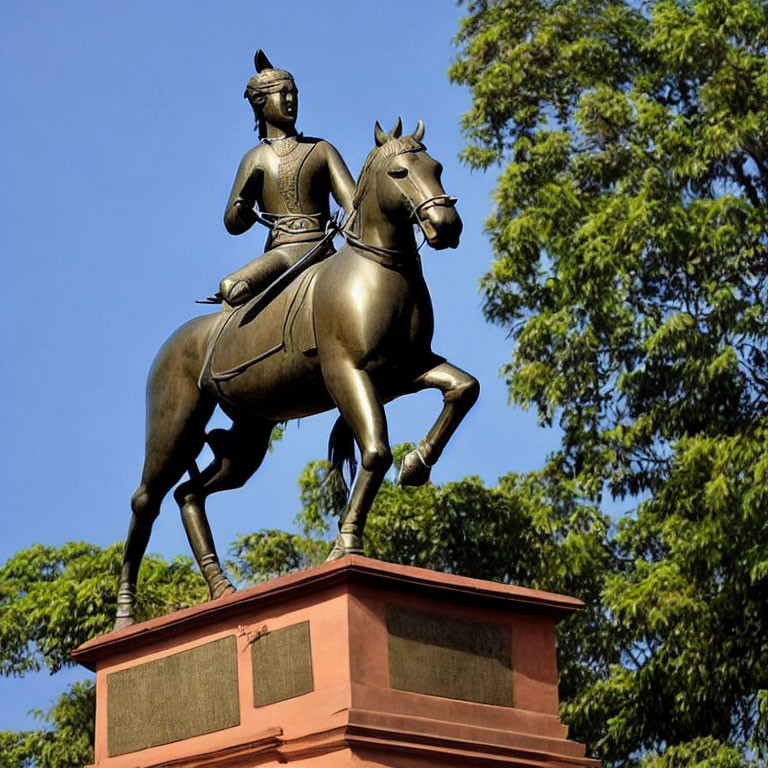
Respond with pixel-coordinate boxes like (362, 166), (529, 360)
(388, 167), (408, 179)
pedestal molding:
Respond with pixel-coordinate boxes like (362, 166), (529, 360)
(278, 719), (599, 767)
(93, 728), (283, 768)
(73, 556), (583, 671)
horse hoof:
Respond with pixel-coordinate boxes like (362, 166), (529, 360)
(398, 448), (432, 487)
(114, 615), (135, 631)
(325, 533), (364, 562)
(325, 538), (347, 562)
(210, 577), (236, 600)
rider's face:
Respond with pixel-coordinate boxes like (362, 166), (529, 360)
(263, 84), (298, 128)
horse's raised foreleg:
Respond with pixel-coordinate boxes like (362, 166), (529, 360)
(173, 420), (274, 597)
(399, 357), (479, 487)
(324, 366), (392, 560)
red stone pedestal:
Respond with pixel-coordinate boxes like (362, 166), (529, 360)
(73, 555), (598, 768)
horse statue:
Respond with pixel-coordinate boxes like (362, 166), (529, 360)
(115, 119), (479, 629)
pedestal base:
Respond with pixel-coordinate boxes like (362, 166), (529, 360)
(72, 555), (598, 767)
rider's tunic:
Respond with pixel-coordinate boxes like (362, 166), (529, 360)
(221, 137), (331, 300)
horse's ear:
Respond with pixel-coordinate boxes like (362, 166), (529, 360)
(391, 116), (403, 139)
(412, 119), (425, 142)
(374, 121), (388, 147)
(254, 49), (274, 72)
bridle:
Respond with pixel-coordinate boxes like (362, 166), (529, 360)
(389, 147), (458, 239)
(345, 146), (458, 267)
(413, 194), (459, 218)
(411, 193), (459, 243)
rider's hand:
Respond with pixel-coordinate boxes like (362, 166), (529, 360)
(234, 200), (258, 228)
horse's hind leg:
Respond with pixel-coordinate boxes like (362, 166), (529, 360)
(398, 357), (479, 487)
(116, 324), (216, 630)
(117, 401), (215, 628)
(173, 420), (274, 598)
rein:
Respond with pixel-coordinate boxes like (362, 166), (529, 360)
(413, 194), (458, 218)
(343, 231), (419, 270)
(344, 181), (456, 270)
(345, 142), (457, 268)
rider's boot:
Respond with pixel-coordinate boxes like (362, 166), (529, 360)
(219, 278), (251, 306)
(218, 248), (293, 306)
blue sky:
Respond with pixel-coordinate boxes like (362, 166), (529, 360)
(0, 1), (565, 732)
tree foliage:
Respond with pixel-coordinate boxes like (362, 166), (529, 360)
(0, 681), (94, 768)
(0, 543), (206, 766)
(4, 3), (768, 765)
(0, 542), (207, 676)
(450, 0), (768, 764)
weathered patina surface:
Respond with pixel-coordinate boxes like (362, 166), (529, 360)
(115, 53), (477, 629)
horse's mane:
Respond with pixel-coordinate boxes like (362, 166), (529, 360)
(352, 136), (424, 211)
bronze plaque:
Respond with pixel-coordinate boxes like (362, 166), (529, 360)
(107, 636), (239, 756)
(251, 621), (313, 707)
(386, 605), (513, 706)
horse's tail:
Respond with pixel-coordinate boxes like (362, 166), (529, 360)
(327, 416), (358, 505)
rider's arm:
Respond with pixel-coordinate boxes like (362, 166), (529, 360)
(321, 141), (356, 215)
(224, 148), (263, 235)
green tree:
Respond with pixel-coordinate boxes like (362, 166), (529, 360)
(450, 0), (768, 764)
(5, 3), (768, 764)
(0, 543), (206, 767)
(0, 682), (95, 768)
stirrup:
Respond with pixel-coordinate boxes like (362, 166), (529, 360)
(197, 292), (224, 305)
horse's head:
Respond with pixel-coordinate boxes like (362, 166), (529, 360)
(353, 118), (462, 250)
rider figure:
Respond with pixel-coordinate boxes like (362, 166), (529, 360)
(218, 51), (356, 306)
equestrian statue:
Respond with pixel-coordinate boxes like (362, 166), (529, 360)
(115, 52), (479, 629)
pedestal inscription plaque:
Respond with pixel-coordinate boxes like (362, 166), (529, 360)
(107, 635), (239, 756)
(251, 620), (314, 707)
(386, 603), (514, 706)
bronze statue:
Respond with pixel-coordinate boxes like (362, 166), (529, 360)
(115, 113), (478, 629)
(216, 50), (355, 306)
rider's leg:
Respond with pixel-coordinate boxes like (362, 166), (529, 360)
(173, 420), (274, 597)
(220, 245), (307, 305)
(398, 357), (479, 487)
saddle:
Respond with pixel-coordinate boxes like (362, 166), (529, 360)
(199, 261), (322, 391)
